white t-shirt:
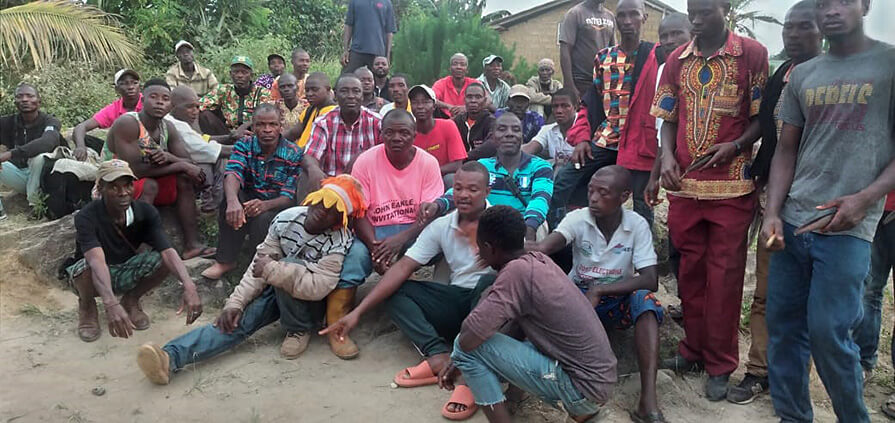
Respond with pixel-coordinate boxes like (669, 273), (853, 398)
(655, 64), (666, 146)
(555, 208), (657, 290)
(165, 115), (223, 164)
(532, 117), (576, 167)
(404, 209), (495, 289)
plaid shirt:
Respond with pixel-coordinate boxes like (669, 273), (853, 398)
(305, 107), (381, 176)
(225, 136), (303, 200)
(199, 84), (272, 129)
(593, 46), (637, 149)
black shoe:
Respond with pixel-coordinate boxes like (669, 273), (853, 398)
(726, 373), (769, 404)
(705, 373), (731, 402)
(660, 354), (704, 374)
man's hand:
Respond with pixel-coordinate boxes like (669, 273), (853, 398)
(571, 142), (593, 167)
(659, 154), (682, 192)
(213, 308), (242, 334)
(340, 51), (350, 67)
(73, 146), (89, 161)
(417, 202), (441, 224)
(319, 309), (360, 340)
(176, 284), (203, 324)
(231, 122), (253, 141)
(226, 199), (246, 229)
(644, 176), (662, 207)
(761, 214), (785, 252)
(449, 105), (466, 117)
(437, 360), (460, 391)
(243, 199), (269, 218)
(817, 193), (871, 233)
(252, 253), (274, 278)
(182, 162), (206, 185)
(525, 226), (537, 242)
(147, 149), (172, 166)
(585, 285), (603, 308)
(699, 142), (739, 170)
(0, 151), (11, 163)
(105, 303), (135, 338)
(372, 234), (406, 273)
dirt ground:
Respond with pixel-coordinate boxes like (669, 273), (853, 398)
(1, 197), (894, 422)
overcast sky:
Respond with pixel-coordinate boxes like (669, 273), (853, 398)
(484, 0), (895, 55)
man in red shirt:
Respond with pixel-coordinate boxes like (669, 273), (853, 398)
(433, 53), (478, 117)
(650, 0), (767, 401)
(408, 85), (467, 187)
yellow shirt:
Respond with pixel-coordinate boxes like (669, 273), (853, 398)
(296, 104), (337, 148)
(278, 99), (308, 129)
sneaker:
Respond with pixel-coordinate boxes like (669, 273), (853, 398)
(726, 373), (769, 404)
(137, 343), (171, 385)
(660, 354), (704, 374)
(705, 373), (731, 402)
(280, 332), (310, 359)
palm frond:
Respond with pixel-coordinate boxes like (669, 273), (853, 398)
(0, 0), (141, 70)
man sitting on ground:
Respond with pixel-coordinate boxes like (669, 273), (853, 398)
(452, 82), (496, 158)
(303, 74), (381, 187)
(433, 53), (478, 117)
(283, 72), (336, 149)
(409, 85), (467, 182)
(72, 69), (142, 161)
(201, 104), (304, 280)
(105, 79), (213, 261)
(531, 165), (664, 422)
(271, 48), (312, 101)
(526, 58), (563, 120)
(422, 113), (554, 241)
(323, 161), (496, 419)
(165, 40), (218, 97)
(276, 73), (308, 130)
(523, 88), (578, 170)
(328, 109), (444, 360)
(136, 175), (367, 384)
(0, 83), (64, 213)
(372, 56), (392, 101)
(69, 160), (202, 342)
(379, 73), (412, 115)
(495, 85), (544, 144)
(355, 66), (385, 112)
(165, 86), (233, 214)
(255, 53), (286, 90)
(439, 205), (618, 423)
(199, 55), (272, 136)
(477, 55), (511, 110)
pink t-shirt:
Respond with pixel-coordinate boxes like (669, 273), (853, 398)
(885, 191), (895, 211)
(92, 94), (144, 129)
(351, 144), (444, 227)
(414, 119), (468, 166)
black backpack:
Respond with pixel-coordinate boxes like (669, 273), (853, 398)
(39, 158), (94, 220)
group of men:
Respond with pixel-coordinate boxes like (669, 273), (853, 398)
(1, 0), (894, 422)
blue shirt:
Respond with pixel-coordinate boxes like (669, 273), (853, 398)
(225, 136), (303, 200)
(437, 153), (554, 229)
(345, 0), (397, 57)
(495, 109), (544, 144)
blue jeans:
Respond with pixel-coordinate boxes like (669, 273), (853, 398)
(337, 223), (414, 289)
(766, 222), (870, 423)
(451, 334), (602, 417)
(0, 157), (47, 207)
(162, 286), (322, 371)
(854, 213), (895, 371)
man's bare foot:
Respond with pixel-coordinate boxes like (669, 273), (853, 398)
(77, 297), (101, 342)
(426, 353), (451, 374)
(121, 296), (150, 330)
(201, 261), (235, 280)
(183, 245), (216, 260)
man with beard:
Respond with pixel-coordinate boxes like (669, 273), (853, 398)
(372, 56), (392, 101)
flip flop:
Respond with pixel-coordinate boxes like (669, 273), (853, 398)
(393, 360), (439, 388)
(183, 246), (217, 260)
(630, 410), (667, 423)
(883, 394), (895, 420)
(442, 385), (479, 421)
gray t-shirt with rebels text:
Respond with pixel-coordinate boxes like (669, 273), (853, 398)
(780, 41), (895, 242)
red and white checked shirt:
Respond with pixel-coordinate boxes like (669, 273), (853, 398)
(305, 107), (382, 176)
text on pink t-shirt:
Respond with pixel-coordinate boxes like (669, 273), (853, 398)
(92, 94), (144, 129)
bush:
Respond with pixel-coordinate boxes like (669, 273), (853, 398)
(268, 0), (345, 59)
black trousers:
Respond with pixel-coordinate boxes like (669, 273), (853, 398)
(549, 146), (617, 228)
(343, 51), (376, 73)
(215, 190), (285, 264)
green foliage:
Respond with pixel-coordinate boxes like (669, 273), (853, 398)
(391, 4), (532, 87)
(267, 0), (345, 59)
(199, 35), (292, 81)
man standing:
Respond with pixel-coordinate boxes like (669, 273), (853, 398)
(559, 0), (616, 98)
(355, 67), (385, 112)
(341, 0), (397, 72)
(523, 88), (578, 169)
(439, 205), (617, 423)
(276, 73), (308, 130)
(322, 162), (496, 419)
(726, 0), (822, 405)
(333, 109), (444, 359)
(409, 85), (467, 179)
(433, 53), (478, 117)
(494, 85), (544, 144)
(761, 0), (894, 420)
(271, 48), (312, 101)
(72, 69), (142, 161)
(372, 56), (392, 101)
(284, 72), (337, 149)
(199, 56), (272, 136)
(69, 160), (202, 342)
(201, 104), (304, 280)
(452, 82), (495, 155)
(135, 176), (366, 384)
(526, 58), (563, 120)
(165, 40), (218, 97)
(650, 0), (767, 401)
(255, 53), (286, 90)
(477, 55), (511, 110)
(379, 73), (412, 115)
(304, 74), (381, 187)
(105, 79), (214, 261)
(0, 84), (63, 212)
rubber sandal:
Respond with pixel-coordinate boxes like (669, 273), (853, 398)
(184, 246), (216, 260)
(393, 360), (439, 388)
(882, 394), (895, 420)
(630, 410), (667, 423)
(441, 385), (479, 421)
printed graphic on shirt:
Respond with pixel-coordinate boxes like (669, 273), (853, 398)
(802, 81), (874, 131)
(369, 199), (417, 225)
(587, 17), (614, 31)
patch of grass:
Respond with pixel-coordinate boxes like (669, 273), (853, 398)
(28, 191), (50, 221)
(18, 303), (45, 317)
(245, 408), (262, 423)
(198, 213), (219, 247)
(740, 297), (753, 330)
